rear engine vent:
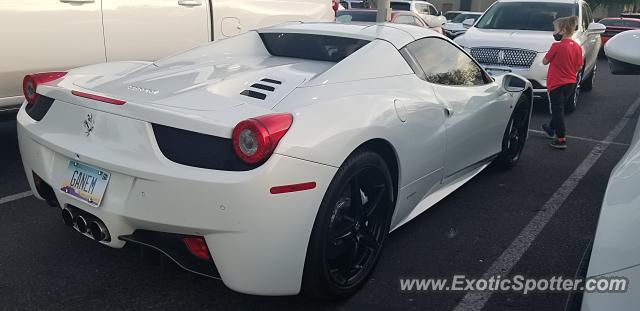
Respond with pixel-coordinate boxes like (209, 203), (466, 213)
(152, 124), (259, 171)
(240, 89), (267, 100)
(250, 83), (275, 92)
(260, 78), (282, 85)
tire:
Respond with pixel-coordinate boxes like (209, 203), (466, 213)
(493, 94), (530, 170)
(302, 150), (395, 300)
(581, 64), (595, 92)
(565, 71), (582, 114)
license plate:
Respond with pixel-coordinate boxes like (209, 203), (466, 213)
(60, 160), (111, 207)
(485, 67), (512, 76)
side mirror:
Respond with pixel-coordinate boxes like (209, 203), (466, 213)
(587, 22), (606, 34)
(604, 30), (640, 75)
(502, 73), (528, 92)
(462, 18), (475, 28)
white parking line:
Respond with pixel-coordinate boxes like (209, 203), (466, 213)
(0, 191), (33, 206)
(454, 97), (640, 311)
(528, 129), (630, 147)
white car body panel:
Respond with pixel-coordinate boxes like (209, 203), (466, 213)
(17, 23), (531, 295)
(581, 31), (640, 310)
(0, 0), (333, 110)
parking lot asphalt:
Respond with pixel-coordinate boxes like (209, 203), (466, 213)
(1, 59), (639, 311)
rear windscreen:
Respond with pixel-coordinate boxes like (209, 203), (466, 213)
(259, 33), (370, 62)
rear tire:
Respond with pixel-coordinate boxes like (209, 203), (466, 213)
(494, 94), (530, 170)
(302, 150), (394, 300)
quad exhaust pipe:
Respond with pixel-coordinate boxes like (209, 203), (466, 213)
(60, 206), (110, 242)
(87, 221), (109, 242)
(61, 207), (74, 227)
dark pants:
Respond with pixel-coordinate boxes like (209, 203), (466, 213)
(548, 83), (576, 138)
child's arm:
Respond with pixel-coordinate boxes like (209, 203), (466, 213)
(543, 43), (557, 65)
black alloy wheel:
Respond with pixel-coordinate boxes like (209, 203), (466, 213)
(303, 151), (394, 299)
(494, 95), (531, 169)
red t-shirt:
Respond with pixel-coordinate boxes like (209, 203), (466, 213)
(545, 39), (584, 91)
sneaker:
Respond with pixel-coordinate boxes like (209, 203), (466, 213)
(550, 139), (567, 150)
(541, 124), (555, 139)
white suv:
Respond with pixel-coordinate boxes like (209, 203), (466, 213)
(454, 0), (605, 112)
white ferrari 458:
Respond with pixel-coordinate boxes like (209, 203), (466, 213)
(17, 22), (532, 299)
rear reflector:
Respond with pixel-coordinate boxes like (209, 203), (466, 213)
(71, 90), (126, 105)
(182, 236), (211, 261)
(270, 182), (316, 194)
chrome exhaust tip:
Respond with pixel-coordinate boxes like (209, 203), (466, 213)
(87, 221), (108, 242)
(61, 208), (74, 227)
(76, 215), (88, 233)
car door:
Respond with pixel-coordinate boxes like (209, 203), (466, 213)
(101, 0), (210, 62)
(405, 38), (511, 178)
(0, 0), (105, 106)
(579, 2), (598, 74)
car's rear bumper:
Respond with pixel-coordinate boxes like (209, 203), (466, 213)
(16, 102), (338, 295)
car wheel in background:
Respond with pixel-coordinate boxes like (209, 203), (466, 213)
(303, 150), (394, 300)
(565, 71), (582, 114)
(581, 63), (595, 92)
(494, 94), (531, 170)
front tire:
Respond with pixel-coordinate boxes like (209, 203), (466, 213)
(302, 150), (394, 300)
(494, 94), (530, 170)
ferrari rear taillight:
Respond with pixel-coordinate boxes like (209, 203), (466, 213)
(232, 113), (293, 164)
(22, 72), (66, 105)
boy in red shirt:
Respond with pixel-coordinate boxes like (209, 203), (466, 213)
(541, 16), (583, 149)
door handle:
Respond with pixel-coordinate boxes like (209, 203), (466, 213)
(60, 0), (95, 3)
(178, 0), (202, 6)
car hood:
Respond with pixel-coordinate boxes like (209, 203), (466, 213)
(455, 27), (554, 52)
(71, 57), (334, 111)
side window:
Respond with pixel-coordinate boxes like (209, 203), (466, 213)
(429, 4), (439, 16)
(340, 1), (348, 9)
(581, 3), (590, 30)
(404, 38), (487, 86)
(394, 15), (419, 25)
(415, 4), (429, 14)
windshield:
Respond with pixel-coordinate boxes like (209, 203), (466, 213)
(336, 10), (377, 22)
(445, 12), (461, 20)
(259, 33), (370, 62)
(390, 2), (411, 11)
(451, 13), (482, 23)
(476, 2), (577, 31)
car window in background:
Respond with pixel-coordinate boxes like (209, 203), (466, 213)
(451, 13), (482, 23)
(390, 2), (411, 11)
(394, 15), (420, 25)
(599, 19), (640, 28)
(350, 1), (365, 8)
(405, 38), (486, 86)
(581, 3), (593, 29)
(476, 2), (577, 31)
(336, 10), (377, 22)
(445, 12), (462, 20)
(260, 33), (370, 62)
(340, 1), (348, 8)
